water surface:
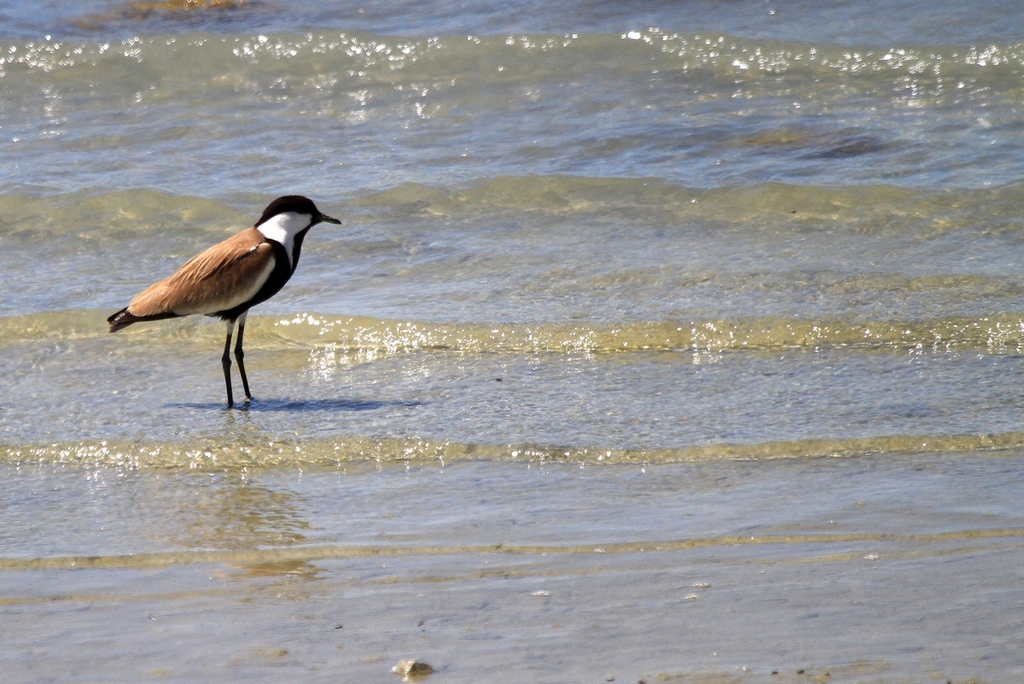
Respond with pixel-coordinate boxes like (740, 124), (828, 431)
(3, 1), (1024, 681)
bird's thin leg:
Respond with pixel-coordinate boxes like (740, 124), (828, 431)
(234, 311), (252, 403)
(222, 319), (236, 408)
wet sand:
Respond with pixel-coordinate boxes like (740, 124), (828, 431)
(2, 455), (1020, 683)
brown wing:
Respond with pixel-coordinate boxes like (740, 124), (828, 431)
(127, 228), (277, 317)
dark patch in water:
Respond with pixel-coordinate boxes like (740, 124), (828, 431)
(744, 127), (895, 159)
(800, 136), (893, 159)
(72, 0), (259, 32)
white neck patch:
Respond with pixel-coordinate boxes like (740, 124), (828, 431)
(256, 211), (313, 267)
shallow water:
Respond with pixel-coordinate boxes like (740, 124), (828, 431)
(3, 1), (1024, 682)
(3, 456), (1024, 683)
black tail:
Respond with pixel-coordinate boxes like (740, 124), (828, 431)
(107, 307), (139, 333)
(107, 307), (177, 333)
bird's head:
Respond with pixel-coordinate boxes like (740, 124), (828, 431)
(255, 195), (341, 266)
(257, 195), (341, 231)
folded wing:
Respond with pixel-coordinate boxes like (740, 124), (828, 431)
(127, 227), (276, 318)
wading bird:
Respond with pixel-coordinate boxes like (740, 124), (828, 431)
(108, 195), (341, 407)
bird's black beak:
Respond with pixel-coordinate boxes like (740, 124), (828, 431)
(317, 213), (342, 225)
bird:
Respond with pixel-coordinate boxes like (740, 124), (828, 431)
(108, 195), (341, 408)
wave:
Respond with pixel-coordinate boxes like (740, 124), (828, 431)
(4, 429), (1024, 473)
(5, 180), (1024, 240)
(5, 523), (1024, 571)
(5, 309), (1024, 356)
(5, 29), (1024, 98)
(268, 312), (1024, 357)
